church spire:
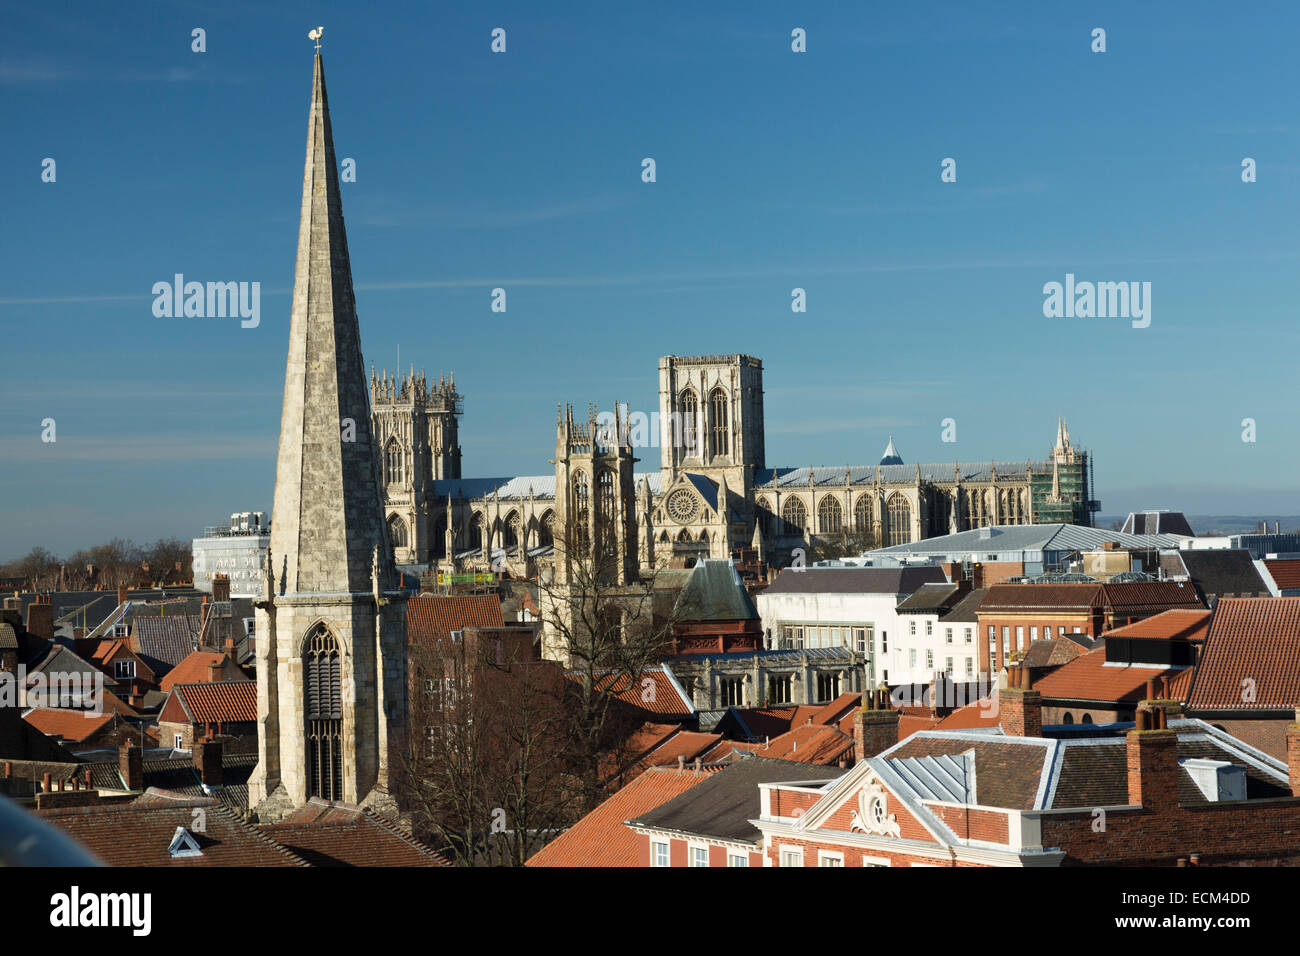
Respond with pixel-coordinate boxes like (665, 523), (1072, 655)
(268, 50), (392, 595)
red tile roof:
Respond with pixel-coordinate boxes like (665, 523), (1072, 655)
(1264, 559), (1300, 590)
(261, 799), (450, 866)
(749, 723), (855, 765)
(40, 790), (306, 867)
(587, 667), (694, 717)
(1103, 608), (1212, 642)
(22, 708), (115, 743)
(160, 651), (239, 691)
(526, 767), (711, 867)
(1187, 597), (1300, 712)
(1033, 647), (1186, 705)
(169, 680), (257, 724)
(407, 595), (504, 645)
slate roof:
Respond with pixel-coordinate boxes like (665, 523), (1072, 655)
(261, 799), (450, 867)
(527, 767), (712, 867)
(131, 614), (203, 673)
(27, 644), (118, 691)
(673, 559), (759, 621)
(896, 583), (962, 614)
(761, 566), (947, 596)
(1186, 597), (1300, 712)
(0, 623), (16, 650)
(941, 588), (988, 623)
(1122, 510), (1196, 537)
(871, 523), (1186, 556)
(629, 757), (845, 846)
(1162, 549), (1270, 600)
(1020, 634), (1093, 669)
(40, 790), (307, 867)
(407, 594), (504, 646)
(432, 472), (664, 502)
(978, 580), (1202, 614)
(883, 734), (1048, 810)
(753, 462), (1049, 489)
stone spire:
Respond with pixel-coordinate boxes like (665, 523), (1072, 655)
(269, 51), (393, 596)
(252, 48), (408, 820)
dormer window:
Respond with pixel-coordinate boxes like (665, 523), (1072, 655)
(168, 826), (203, 859)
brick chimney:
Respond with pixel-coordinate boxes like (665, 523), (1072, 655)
(117, 584), (128, 608)
(209, 657), (224, 682)
(1287, 710), (1300, 798)
(1127, 705), (1179, 811)
(853, 686), (900, 760)
(118, 740), (143, 791)
(24, 598), (53, 642)
(999, 664), (1042, 738)
(193, 737), (223, 786)
(212, 573), (231, 604)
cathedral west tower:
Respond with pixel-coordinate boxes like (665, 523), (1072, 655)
(250, 48), (408, 820)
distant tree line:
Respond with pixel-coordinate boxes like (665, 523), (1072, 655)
(0, 538), (192, 591)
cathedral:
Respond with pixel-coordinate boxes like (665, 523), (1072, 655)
(372, 353), (1098, 576)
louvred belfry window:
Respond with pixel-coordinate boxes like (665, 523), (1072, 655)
(304, 624), (343, 801)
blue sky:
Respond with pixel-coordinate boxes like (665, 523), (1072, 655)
(2, 0), (1298, 557)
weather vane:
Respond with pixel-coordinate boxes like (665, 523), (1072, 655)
(308, 26), (324, 52)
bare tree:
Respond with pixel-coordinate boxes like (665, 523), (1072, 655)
(536, 524), (680, 816)
(394, 629), (573, 866)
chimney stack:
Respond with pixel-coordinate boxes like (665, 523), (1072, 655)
(117, 584), (128, 608)
(853, 686), (901, 760)
(212, 573), (231, 604)
(1127, 704), (1179, 811)
(999, 665), (1042, 738)
(118, 740), (143, 792)
(209, 658), (224, 683)
(24, 600), (53, 642)
(193, 737), (223, 786)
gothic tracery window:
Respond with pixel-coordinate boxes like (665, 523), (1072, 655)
(781, 497), (807, 536)
(304, 625), (343, 801)
(679, 389), (699, 458)
(572, 471), (590, 553)
(854, 495), (873, 534)
(384, 438), (403, 484)
(885, 494), (913, 546)
(818, 496), (843, 535)
(709, 387), (729, 459)
(387, 514), (408, 550)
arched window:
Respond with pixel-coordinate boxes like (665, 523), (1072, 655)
(538, 510), (555, 548)
(1062, 712), (1074, 724)
(677, 528), (692, 542)
(387, 514), (408, 550)
(885, 494), (913, 546)
(818, 496), (843, 535)
(572, 471), (590, 552)
(755, 496), (773, 536)
(1081, 714), (1093, 724)
(595, 469), (617, 570)
(304, 625), (342, 801)
(384, 438), (403, 485)
(679, 389), (699, 458)
(503, 511), (520, 549)
(468, 512), (483, 551)
(854, 495), (873, 534)
(709, 387), (729, 459)
(432, 515), (447, 558)
(781, 497), (807, 536)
